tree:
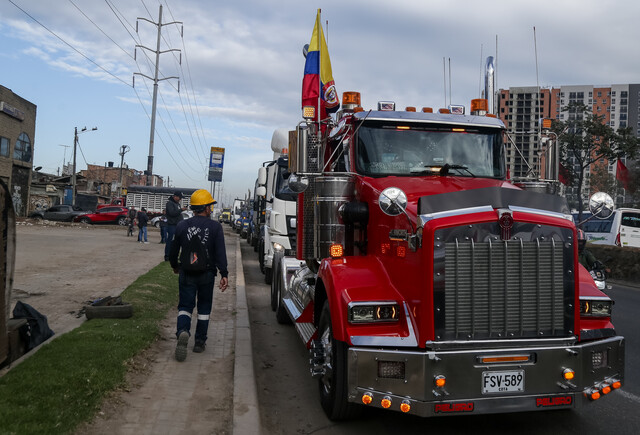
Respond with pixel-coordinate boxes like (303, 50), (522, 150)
(552, 102), (640, 223)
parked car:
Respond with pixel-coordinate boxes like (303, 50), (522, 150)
(150, 210), (193, 228)
(29, 204), (89, 222)
(75, 206), (129, 225)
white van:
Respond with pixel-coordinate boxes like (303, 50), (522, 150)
(574, 207), (640, 247)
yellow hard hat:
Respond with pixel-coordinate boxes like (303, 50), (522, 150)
(190, 189), (216, 207)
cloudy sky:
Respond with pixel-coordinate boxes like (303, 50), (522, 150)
(1, 0), (639, 205)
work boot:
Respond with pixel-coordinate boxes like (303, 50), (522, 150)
(193, 341), (206, 353)
(175, 331), (189, 362)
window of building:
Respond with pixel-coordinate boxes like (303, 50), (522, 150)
(620, 121), (627, 128)
(577, 92), (584, 99)
(597, 91), (602, 97)
(589, 91), (593, 97)
(0, 136), (9, 157)
(610, 91), (615, 96)
(13, 132), (32, 162)
(612, 98), (616, 105)
(621, 91), (628, 98)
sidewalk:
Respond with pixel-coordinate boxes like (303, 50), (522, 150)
(80, 234), (260, 434)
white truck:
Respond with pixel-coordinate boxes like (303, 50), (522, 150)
(124, 186), (196, 218)
(256, 128), (297, 284)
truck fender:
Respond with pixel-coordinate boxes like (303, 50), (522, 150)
(317, 256), (410, 344)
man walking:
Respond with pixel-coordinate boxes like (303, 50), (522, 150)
(165, 191), (183, 261)
(169, 189), (228, 361)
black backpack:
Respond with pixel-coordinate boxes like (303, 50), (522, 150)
(179, 228), (209, 272)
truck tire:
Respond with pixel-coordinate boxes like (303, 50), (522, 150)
(317, 301), (361, 421)
(264, 267), (272, 285)
(273, 254), (291, 323)
(258, 239), (265, 273)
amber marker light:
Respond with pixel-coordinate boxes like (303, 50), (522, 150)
(589, 390), (601, 401)
(302, 106), (316, 119)
(400, 401), (411, 413)
(612, 381), (622, 389)
(362, 393), (373, 405)
(601, 385), (612, 395)
(329, 244), (344, 258)
(381, 396), (392, 409)
(422, 107), (433, 113)
(405, 106), (416, 112)
(563, 368), (575, 381)
(435, 375), (446, 388)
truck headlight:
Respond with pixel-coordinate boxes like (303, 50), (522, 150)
(580, 298), (612, 317)
(348, 302), (400, 323)
(273, 242), (284, 252)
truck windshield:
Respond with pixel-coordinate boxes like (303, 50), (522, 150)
(355, 122), (505, 178)
(275, 164), (297, 201)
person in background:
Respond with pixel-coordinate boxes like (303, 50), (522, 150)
(169, 189), (228, 361)
(137, 207), (149, 244)
(165, 191), (183, 261)
(127, 207), (136, 237)
(159, 208), (168, 244)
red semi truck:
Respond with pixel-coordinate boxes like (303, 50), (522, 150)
(269, 89), (625, 419)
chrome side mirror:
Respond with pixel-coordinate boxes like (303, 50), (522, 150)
(588, 192), (615, 219)
(288, 174), (308, 194)
(379, 187), (407, 216)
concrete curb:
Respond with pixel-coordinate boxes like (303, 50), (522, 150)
(233, 238), (262, 434)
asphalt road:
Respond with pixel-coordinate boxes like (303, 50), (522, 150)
(241, 236), (640, 434)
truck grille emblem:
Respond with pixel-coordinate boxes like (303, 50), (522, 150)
(498, 210), (514, 241)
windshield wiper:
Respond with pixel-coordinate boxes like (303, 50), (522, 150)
(410, 163), (475, 177)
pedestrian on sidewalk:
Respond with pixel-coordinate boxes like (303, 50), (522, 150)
(127, 207), (136, 237)
(137, 207), (149, 244)
(169, 189), (228, 362)
(159, 208), (168, 244)
(165, 191), (184, 261)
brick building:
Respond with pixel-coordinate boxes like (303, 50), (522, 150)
(0, 84), (36, 216)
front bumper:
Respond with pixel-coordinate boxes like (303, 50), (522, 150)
(347, 336), (624, 417)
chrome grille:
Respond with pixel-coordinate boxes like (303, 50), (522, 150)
(433, 223), (574, 341)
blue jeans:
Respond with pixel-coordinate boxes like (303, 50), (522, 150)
(160, 226), (167, 243)
(165, 225), (176, 259)
(138, 226), (147, 242)
(176, 270), (215, 344)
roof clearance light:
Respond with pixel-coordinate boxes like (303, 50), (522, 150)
(378, 101), (395, 111)
(396, 126), (411, 130)
(589, 390), (601, 401)
(601, 385), (611, 395)
(452, 128), (466, 132)
(612, 381), (621, 389)
(329, 243), (344, 258)
(438, 108), (451, 114)
(405, 106), (416, 112)
(400, 401), (411, 413)
(471, 98), (488, 115)
(435, 375), (446, 388)
(381, 396), (392, 409)
(362, 393), (373, 405)
(302, 106), (316, 119)
(422, 107), (433, 113)
(343, 91), (361, 106)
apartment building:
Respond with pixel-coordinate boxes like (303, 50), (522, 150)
(497, 83), (640, 207)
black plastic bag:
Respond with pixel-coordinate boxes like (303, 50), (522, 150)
(12, 301), (55, 351)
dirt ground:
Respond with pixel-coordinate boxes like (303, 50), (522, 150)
(11, 220), (166, 336)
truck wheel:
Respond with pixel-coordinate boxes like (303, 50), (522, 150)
(258, 239), (265, 273)
(270, 258), (278, 311)
(264, 267), (272, 285)
(318, 301), (361, 421)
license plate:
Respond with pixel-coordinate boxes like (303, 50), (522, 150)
(482, 370), (524, 394)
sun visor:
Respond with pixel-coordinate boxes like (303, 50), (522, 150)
(418, 187), (570, 216)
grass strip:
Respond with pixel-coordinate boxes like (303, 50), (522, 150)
(0, 262), (178, 434)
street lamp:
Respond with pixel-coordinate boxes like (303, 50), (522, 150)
(72, 126), (97, 206)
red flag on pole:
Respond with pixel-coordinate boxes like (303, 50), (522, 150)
(616, 159), (631, 191)
(558, 163), (570, 185)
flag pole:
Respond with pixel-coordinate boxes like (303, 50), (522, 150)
(317, 9), (322, 126)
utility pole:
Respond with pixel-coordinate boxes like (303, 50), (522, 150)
(118, 145), (130, 197)
(133, 5), (182, 186)
(72, 126), (97, 206)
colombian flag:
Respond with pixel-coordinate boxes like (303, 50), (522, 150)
(302, 9), (339, 121)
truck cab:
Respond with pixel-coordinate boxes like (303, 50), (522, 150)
(272, 92), (624, 420)
(257, 129), (298, 284)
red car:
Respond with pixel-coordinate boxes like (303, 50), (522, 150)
(75, 206), (129, 225)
